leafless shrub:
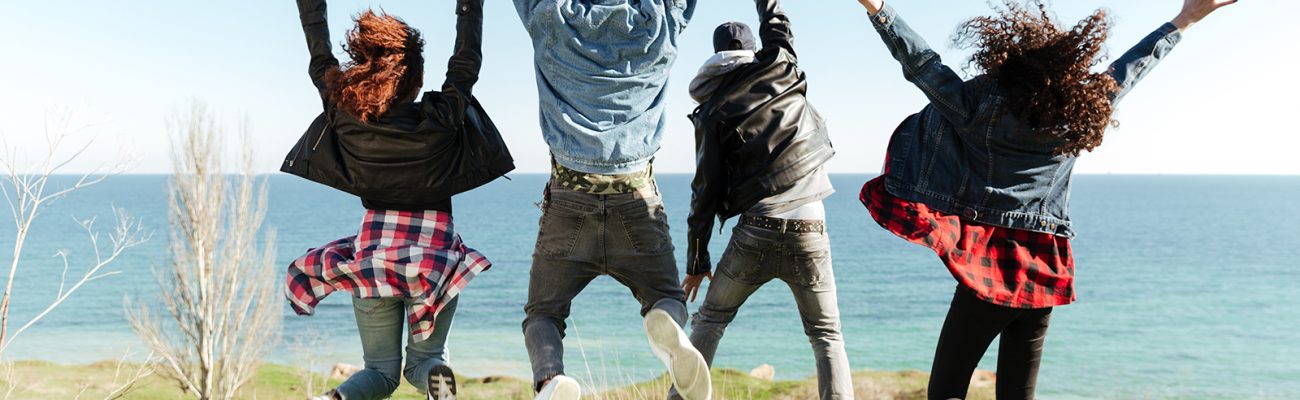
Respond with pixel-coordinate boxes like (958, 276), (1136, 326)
(126, 102), (281, 400)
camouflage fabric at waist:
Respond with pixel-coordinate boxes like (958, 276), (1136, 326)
(550, 159), (654, 195)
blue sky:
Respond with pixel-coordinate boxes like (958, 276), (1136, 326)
(1, 0), (1295, 174)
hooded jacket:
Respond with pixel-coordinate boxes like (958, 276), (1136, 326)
(283, 0), (514, 210)
(684, 0), (835, 275)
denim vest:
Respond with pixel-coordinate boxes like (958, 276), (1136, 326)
(513, 0), (697, 174)
(870, 4), (1182, 237)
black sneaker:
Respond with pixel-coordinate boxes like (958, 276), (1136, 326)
(427, 365), (457, 400)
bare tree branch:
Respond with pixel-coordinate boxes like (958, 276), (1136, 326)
(0, 112), (141, 361)
(126, 102), (281, 400)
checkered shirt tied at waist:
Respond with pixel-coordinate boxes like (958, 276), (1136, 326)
(285, 210), (492, 342)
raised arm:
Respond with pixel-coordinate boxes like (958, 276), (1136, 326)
(757, 0), (795, 56)
(511, 0), (546, 30)
(296, 0), (340, 102)
(856, 2), (974, 126)
(685, 118), (727, 278)
(442, 0), (484, 109)
(1109, 0), (1236, 104)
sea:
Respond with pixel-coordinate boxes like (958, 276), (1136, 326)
(1, 174), (1297, 399)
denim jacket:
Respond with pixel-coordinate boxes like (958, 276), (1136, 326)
(513, 0), (697, 174)
(870, 4), (1183, 237)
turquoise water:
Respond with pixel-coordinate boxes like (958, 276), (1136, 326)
(2, 174), (1298, 398)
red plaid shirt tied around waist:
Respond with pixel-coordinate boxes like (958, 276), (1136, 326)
(286, 210), (491, 342)
(861, 175), (1076, 309)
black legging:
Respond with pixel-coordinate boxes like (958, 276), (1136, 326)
(928, 287), (1053, 400)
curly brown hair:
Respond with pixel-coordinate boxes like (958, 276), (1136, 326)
(954, 0), (1119, 155)
(325, 10), (425, 122)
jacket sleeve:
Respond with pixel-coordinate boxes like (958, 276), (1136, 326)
(679, 0), (699, 28)
(756, 0), (795, 57)
(1107, 23), (1183, 106)
(512, 0), (545, 28)
(296, 0), (340, 103)
(869, 4), (974, 127)
(686, 115), (726, 276)
(440, 0), (485, 121)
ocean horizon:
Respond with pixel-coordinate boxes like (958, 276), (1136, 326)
(2, 173), (1298, 399)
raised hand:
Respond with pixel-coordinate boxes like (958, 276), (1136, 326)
(1172, 0), (1237, 31)
(856, 0), (884, 16)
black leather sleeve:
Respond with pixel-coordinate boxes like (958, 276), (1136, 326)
(441, 0), (484, 119)
(757, 0), (795, 58)
(296, 0), (340, 103)
(686, 114), (726, 276)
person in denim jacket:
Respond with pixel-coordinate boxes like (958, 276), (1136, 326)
(852, 0), (1236, 398)
(511, 1), (712, 400)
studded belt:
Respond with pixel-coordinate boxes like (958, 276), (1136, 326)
(739, 215), (825, 234)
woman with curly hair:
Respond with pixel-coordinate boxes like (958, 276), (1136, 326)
(283, 0), (512, 399)
(850, 0), (1235, 398)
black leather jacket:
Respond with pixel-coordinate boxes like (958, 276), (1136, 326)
(685, 0), (834, 275)
(282, 0), (513, 211)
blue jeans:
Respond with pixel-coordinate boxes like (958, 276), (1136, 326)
(690, 222), (852, 400)
(335, 296), (458, 400)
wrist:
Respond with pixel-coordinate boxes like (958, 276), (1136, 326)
(1171, 14), (1194, 32)
(860, 0), (883, 15)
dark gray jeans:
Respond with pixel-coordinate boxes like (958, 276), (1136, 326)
(523, 180), (688, 389)
(690, 222), (853, 400)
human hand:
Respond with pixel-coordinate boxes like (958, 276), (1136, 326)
(857, 0), (885, 16)
(681, 273), (712, 303)
(1172, 0), (1237, 31)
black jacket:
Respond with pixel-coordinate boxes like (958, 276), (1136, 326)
(684, 0), (835, 275)
(282, 0), (513, 211)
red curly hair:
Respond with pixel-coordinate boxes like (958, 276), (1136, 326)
(954, 0), (1120, 155)
(326, 10), (425, 122)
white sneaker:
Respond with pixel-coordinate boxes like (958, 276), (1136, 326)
(307, 389), (339, 400)
(535, 375), (581, 400)
(644, 309), (712, 400)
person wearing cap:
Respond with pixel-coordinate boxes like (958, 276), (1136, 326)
(509, 1), (711, 400)
(678, 0), (849, 399)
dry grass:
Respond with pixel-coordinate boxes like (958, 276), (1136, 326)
(0, 361), (995, 400)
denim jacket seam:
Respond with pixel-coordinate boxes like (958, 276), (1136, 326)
(977, 121), (995, 207)
(552, 150), (656, 169)
(912, 54), (969, 121)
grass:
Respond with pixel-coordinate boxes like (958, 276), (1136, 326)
(0, 361), (993, 399)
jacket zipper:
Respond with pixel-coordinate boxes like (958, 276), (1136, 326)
(310, 122), (329, 151)
(286, 119), (330, 168)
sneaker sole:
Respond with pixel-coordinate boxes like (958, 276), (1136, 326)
(428, 365), (456, 400)
(540, 377), (581, 400)
(645, 309), (711, 400)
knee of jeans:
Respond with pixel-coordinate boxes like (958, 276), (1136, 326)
(692, 305), (739, 326)
(339, 368), (401, 398)
(402, 361), (445, 394)
(522, 314), (568, 334)
(650, 298), (688, 324)
(803, 323), (845, 344)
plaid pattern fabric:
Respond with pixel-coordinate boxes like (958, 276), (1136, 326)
(860, 176), (1075, 309)
(285, 210), (492, 342)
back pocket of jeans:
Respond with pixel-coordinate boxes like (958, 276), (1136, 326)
(719, 240), (768, 284)
(536, 205), (585, 258)
(791, 248), (832, 288)
(620, 203), (673, 255)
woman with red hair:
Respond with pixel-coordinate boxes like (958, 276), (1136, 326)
(283, 0), (512, 399)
